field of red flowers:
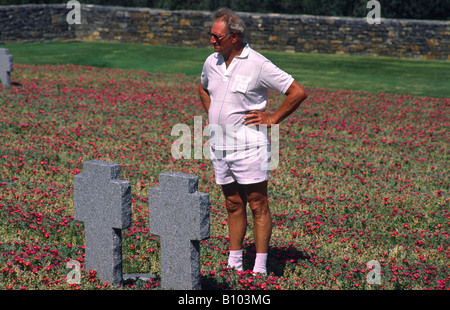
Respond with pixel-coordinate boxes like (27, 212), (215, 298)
(0, 64), (449, 290)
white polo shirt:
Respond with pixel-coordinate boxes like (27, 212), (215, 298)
(201, 43), (294, 151)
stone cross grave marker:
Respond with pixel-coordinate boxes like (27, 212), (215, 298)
(149, 171), (210, 290)
(0, 49), (13, 87)
(74, 160), (132, 285)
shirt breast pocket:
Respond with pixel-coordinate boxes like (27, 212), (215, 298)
(232, 75), (252, 94)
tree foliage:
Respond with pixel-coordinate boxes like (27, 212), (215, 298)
(1, 0), (448, 20)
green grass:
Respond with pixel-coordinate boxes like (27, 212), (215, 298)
(1, 64), (448, 290)
(3, 41), (449, 98)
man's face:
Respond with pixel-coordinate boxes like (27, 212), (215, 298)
(209, 20), (233, 56)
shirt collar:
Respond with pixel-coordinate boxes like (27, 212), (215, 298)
(235, 42), (250, 59)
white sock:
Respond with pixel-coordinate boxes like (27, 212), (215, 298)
(227, 249), (243, 271)
(253, 253), (268, 274)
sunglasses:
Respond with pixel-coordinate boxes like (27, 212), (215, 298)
(207, 32), (231, 43)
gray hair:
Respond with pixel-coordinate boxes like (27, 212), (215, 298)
(213, 8), (245, 38)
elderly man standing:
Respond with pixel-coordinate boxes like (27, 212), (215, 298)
(198, 8), (308, 274)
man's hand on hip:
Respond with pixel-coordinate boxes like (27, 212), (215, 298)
(244, 110), (274, 128)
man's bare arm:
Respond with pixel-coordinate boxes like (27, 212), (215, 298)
(198, 83), (211, 114)
(244, 81), (308, 127)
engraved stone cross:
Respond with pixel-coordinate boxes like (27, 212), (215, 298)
(149, 171), (210, 290)
(74, 160), (132, 285)
(0, 49), (13, 87)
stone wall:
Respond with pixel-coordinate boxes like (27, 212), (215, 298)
(1, 4), (448, 60)
(0, 4), (76, 42)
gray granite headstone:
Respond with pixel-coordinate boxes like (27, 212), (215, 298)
(0, 49), (13, 87)
(74, 160), (132, 285)
(149, 171), (210, 290)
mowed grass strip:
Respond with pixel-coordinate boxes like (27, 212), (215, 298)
(3, 41), (449, 98)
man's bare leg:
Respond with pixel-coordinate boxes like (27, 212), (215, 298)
(222, 181), (272, 273)
(245, 181), (272, 254)
(222, 182), (247, 270)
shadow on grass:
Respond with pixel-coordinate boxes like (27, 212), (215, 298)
(244, 242), (310, 277)
(201, 275), (233, 290)
(201, 242), (310, 289)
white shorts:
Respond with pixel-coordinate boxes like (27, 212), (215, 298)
(210, 145), (271, 185)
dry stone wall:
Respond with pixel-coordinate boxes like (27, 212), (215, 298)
(1, 4), (448, 60)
